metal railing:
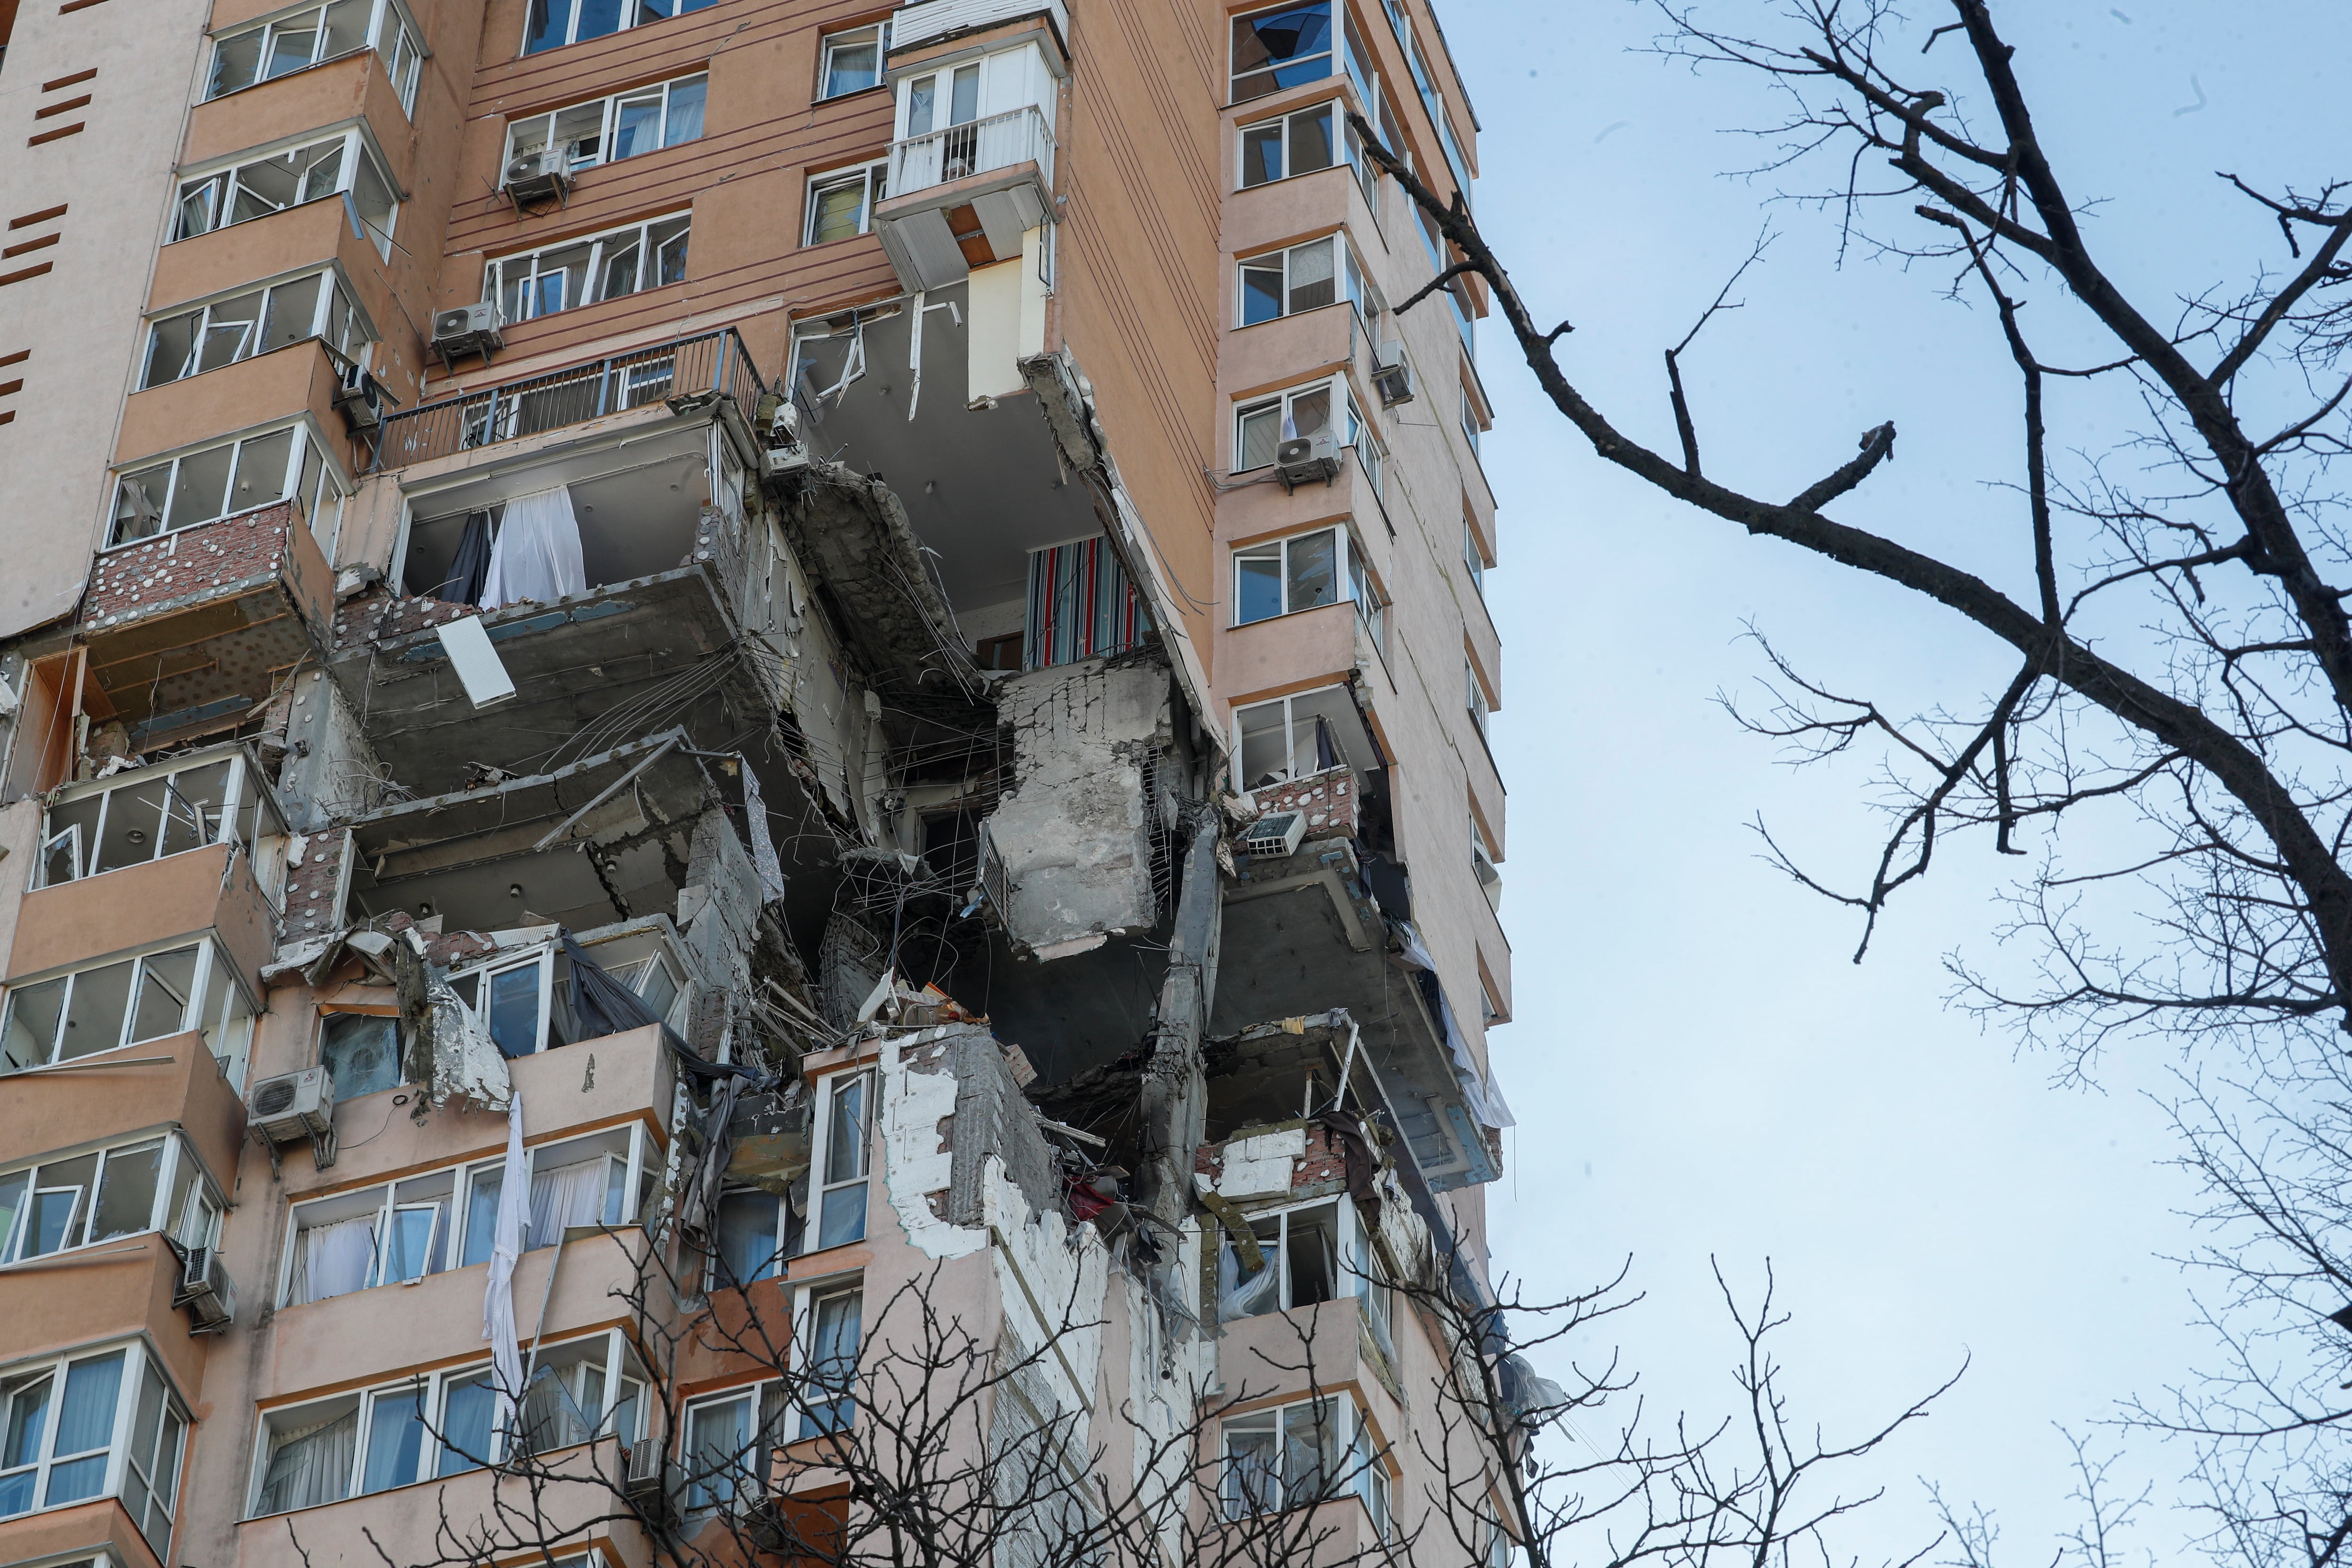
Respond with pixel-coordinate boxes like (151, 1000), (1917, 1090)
(888, 104), (1053, 199)
(373, 326), (766, 471)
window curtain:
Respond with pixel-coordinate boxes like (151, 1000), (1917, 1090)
(479, 486), (585, 609)
(437, 510), (495, 605)
(1216, 1240), (1279, 1322)
(525, 1159), (605, 1250)
(258, 1409), (358, 1514)
(47, 1352), (124, 1507)
(295, 1215), (377, 1304)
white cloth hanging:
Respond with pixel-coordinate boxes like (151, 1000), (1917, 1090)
(297, 1214), (378, 1304)
(480, 487), (586, 609)
(484, 1091), (529, 1433)
(525, 1157), (606, 1250)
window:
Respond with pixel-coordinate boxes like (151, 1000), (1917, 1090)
(902, 60), (980, 137)
(251, 1332), (643, 1515)
(1463, 517), (1486, 594)
(1467, 659), (1489, 740)
(1461, 383), (1482, 455)
(810, 1070), (872, 1251)
(485, 214), (690, 324)
(1222, 1396), (1384, 1518)
(1215, 1198), (1345, 1322)
(1233, 376), (1366, 473)
(1472, 816), (1502, 915)
(798, 1283), (863, 1437)
(1239, 101), (1335, 188)
(818, 23), (885, 98)
(36, 749), (281, 893)
(1232, 0), (1331, 102)
(175, 131), (399, 259)
(0, 1345), (186, 1556)
(447, 948), (555, 1058)
(504, 72), (707, 174)
(683, 1382), (783, 1513)
(1232, 525), (1362, 625)
(206, 0), (423, 115)
(277, 1125), (649, 1307)
(1024, 536), (1152, 670)
(318, 1013), (401, 1098)
(804, 161), (886, 246)
(0, 1132), (223, 1268)
(143, 271), (371, 388)
(712, 1188), (791, 1287)
(525, 0), (717, 55)
(109, 423), (348, 554)
(1239, 234), (1363, 327)
(1232, 687), (1364, 790)
(2, 942), (256, 1082)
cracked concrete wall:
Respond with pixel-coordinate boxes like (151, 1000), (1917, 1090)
(987, 657), (1170, 958)
(681, 809), (764, 1002)
(276, 666), (389, 832)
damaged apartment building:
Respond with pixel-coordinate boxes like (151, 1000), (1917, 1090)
(0, 0), (1519, 1563)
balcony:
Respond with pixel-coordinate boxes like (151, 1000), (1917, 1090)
(0, 1030), (247, 1196)
(77, 500), (336, 752)
(371, 327), (763, 472)
(874, 107), (1052, 293)
(0, 1234), (217, 1402)
(891, 0), (1069, 51)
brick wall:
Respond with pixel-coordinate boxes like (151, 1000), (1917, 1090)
(1249, 765), (1359, 839)
(333, 585), (475, 650)
(82, 502), (296, 624)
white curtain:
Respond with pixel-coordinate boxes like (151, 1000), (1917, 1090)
(258, 1410), (358, 1514)
(484, 1092), (528, 1434)
(526, 1159), (606, 1250)
(480, 488), (585, 609)
(296, 1215), (378, 1304)
(1216, 1240), (1280, 1323)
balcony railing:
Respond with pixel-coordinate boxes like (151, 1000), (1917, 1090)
(372, 327), (766, 472)
(888, 105), (1052, 200)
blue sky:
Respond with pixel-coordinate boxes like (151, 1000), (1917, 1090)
(1458, 2), (2352, 1557)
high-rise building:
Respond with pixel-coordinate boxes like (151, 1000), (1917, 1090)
(0, 0), (1511, 1563)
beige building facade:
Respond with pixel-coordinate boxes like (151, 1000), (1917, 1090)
(0, 0), (1517, 1562)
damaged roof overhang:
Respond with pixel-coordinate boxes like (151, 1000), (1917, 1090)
(1200, 1012), (1405, 1142)
(1208, 837), (1500, 1192)
(328, 565), (746, 796)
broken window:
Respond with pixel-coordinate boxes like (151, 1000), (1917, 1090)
(1231, 0), (1332, 102)
(37, 750), (276, 891)
(504, 72), (707, 174)
(0, 943), (249, 1076)
(484, 213), (689, 324)
(804, 161), (887, 246)
(109, 422), (348, 551)
(142, 271), (372, 386)
(1023, 536), (1151, 669)
(446, 947), (556, 1058)
(1232, 525), (1378, 627)
(1471, 814), (1501, 914)
(1239, 100), (1336, 188)
(0, 1132), (222, 1266)
(318, 1012), (402, 1098)
(713, 1189), (785, 1287)
(1238, 233), (1363, 326)
(818, 23), (885, 98)
(174, 130), (400, 259)
(207, 0), (422, 113)
(1230, 685), (1362, 790)
(1233, 375), (1365, 472)
(810, 1070), (872, 1251)
(524, 0), (717, 55)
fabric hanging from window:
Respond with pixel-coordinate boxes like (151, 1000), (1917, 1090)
(479, 487), (585, 609)
(483, 1092), (528, 1433)
(739, 763), (787, 904)
(296, 1214), (378, 1304)
(525, 1159), (605, 1249)
(1216, 1239), (1280, 1321)
(437, 510), (495, 605)
(258, 1409), (358, 1514)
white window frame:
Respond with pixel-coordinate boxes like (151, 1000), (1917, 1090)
(1471, 814), (1502, 914)
(793, 1277), (864, 1439)
(0, 1342), (188, 1550)
(446, 945), (556, 1058)
(484, 212), (691, 325)
(1230, 0), (1335, 103)
(172, 127), (402, 259)
(1230, 523), (1377, 628)
(274, 1124), (651, 1308)
(523, 0), (716, 56)
(35, 748), (283, 894)
(1237, 231), (1364, 328)
(803, 161), (888, 246)
(1237, 97), (1346, 190)
(1467, 657), (1490, 740)
(108, 420), (350, 556)
(2, 939), (256, 1082)
(1461, 382), (1483, 456)
(1231, 685), (1365, 788)
(817, 22), (888, 100)
(1462, 516), (1486, 594)
(1220, 1393), (1383, 1519)
(502, 72), (708, 174)
(205, 0), (426, 115)
(1232, 374), (1368, 474)
(680, 1379), (781, 1515)
(1213, 1192), (1386, 1321)
(140, 269), (375, 389)
(0, 1130), (224, 1267)
(805, 1067), (873, 1253)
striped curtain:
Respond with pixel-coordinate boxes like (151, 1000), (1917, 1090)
(1025, 537), (1150, 670)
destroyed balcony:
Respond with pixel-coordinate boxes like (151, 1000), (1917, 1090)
(370, 327), (763, 472)
(76, 499), (336, 754)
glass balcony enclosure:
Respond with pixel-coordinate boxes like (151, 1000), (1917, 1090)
(34, 746), (286, 899)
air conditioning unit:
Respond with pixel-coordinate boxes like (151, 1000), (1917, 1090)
(430, 302), (503, 365)
(333, 360), (390, 432)
(249, 1066), (335, 1144)
(1275, 432), (1342, 490)
(1372, 342), (1415, 407)
(502, 148), (572, 206)
(1241, 810), (1306, 859)
(174, 1246), (238, 1332)
(623, 1440), (685, 1526)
